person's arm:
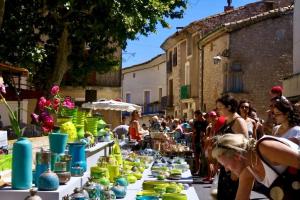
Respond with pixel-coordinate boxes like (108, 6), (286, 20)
(232, 118), (248, 136)
(132, 121), (143, 136)
(258, 140), (300, 169)
(235, 168), (255, 200)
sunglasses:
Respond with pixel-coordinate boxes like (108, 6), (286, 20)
(240, 106), (249, 109)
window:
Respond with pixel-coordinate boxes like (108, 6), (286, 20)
(185, 62), (190, 85)
(126, 93), (131, 103)
(168, 51), (173, 67)
(225, 63), (243, 92)
(173, 47), (177, 66)
(144, 91), (151, 113)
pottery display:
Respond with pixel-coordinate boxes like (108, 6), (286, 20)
(83, 179), (102, 200)
(71, 188), (88, 200)
(12, 137), (32, 190)
(38, 168), (59, 191)
(54, 162), (67, 172)
(60, 154), (72, 172)
(111, 184), (126, 199)
(49, 132), (68, 154)
(68, 142), (87, 172)
(24, 188), (42, 200)
(35, 150), (51, 187)
(56, 171), (71, 184)
(71, 164), (84, 177)
(115, 176), (128, 187)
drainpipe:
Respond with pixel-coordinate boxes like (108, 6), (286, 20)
(197, 31), (204, 111)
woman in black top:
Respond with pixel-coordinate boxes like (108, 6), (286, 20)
(216, 94), (249, 200)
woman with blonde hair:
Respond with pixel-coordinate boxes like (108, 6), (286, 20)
(215, 94), (248, 199)
(212, 133), (300, 200)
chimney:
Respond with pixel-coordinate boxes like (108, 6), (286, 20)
(224, 6), (234, 12)
(224, 0), (234, 12)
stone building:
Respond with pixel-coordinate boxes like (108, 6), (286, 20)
(161, 0), (293, 119)
(283, 0), (300, 102)
(122, 54), (166, 124)
(201, 6), (293, 119)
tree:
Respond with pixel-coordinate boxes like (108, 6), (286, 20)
(0, 0), (187, 91)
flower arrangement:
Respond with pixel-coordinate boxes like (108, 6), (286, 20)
(31, 85), (75, 134)
(0, 81), (22, 138)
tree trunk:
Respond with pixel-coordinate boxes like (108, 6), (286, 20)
(50, 24), (71, 86)
(0, 0), (5, 28)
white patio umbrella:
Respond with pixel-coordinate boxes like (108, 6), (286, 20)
(81, 99), (141, 112)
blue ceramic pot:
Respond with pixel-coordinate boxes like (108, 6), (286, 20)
(49, 132), (68, 154)
(68, 142), (87, 172)
(115, 177), (128, 187)
(12, 137), (32, 189)
(38, 169), (59, 191)
(111, 185), (126, 199)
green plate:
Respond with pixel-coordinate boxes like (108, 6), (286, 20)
(162, 193), (187, 200)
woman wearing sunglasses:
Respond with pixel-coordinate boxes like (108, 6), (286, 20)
(238, 99), (257, 139)
(212, 133), (300, 200)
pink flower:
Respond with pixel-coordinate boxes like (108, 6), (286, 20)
(38, 97), (47, 111)
(31, 113), (40, 123)
(63, 97), (75, 109)
(51, 85), (60, 96)
(0, 83), (6, 94)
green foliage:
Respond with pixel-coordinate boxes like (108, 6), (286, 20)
(0, 0), (187, 89)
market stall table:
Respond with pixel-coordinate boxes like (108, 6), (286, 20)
(0, 141), (114, 200)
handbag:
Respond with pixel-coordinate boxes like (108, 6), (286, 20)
(256, 137), (300, 200)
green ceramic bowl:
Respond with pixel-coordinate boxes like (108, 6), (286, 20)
(162, 193), (187, 200)
(136, 190), (159, 197)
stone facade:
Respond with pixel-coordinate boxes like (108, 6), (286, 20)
(202, 10), (293, 120)
(161, 0), (293, 119)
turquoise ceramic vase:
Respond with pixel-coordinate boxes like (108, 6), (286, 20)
(68, 142), (87, 172)
(12, 137), (32, 189)
(38, 168), (59, 191)
(49, 132), (68, 154)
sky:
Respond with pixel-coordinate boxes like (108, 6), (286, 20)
(122, 0), (257, 68)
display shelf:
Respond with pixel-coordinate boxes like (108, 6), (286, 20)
(0, 141), (114, 200)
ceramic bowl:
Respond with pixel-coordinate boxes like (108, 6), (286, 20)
(136, 190), (159, 197)
(162, 193), (187, 200)
(136, 196), (159, 200)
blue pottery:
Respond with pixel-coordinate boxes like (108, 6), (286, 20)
(71, 188), (88, 200)
(115, 177), (128, 187)
(111, 185), (126, 199)
(49, 132), (68, 154)
(136, 196), (159, 200)
(38, 169), (59, 191)
(12, 137), (32, 190)
(71, 165), (84, 177)
(68, 142), (87, 172)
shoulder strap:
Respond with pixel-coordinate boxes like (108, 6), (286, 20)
(256, 136), (288, 176)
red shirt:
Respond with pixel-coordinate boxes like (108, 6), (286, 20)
(214, 115), (226, 133)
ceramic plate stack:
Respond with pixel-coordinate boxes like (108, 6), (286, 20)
(76, 110), (86, 126)
(85, 117), (99, 136)
(64, 108), (78, 124)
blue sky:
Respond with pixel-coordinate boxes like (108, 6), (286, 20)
(122, 0), (257, 68)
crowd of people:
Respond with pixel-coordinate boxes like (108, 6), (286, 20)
(113, 85), (300, 200)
